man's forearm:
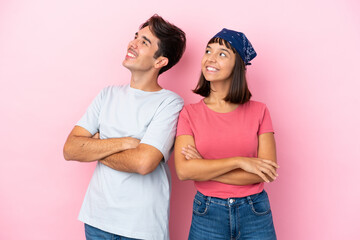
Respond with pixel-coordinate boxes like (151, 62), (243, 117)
(100, 143), (163, 175)
(63, 136), (138, 162)
(100, 148), (141, 173)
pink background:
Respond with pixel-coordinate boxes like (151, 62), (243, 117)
(1, 0), (359, 239)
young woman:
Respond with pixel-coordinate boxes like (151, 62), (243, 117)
(174, 28), (278, 240)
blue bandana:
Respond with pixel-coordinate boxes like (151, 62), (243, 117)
(213, 28), (257, 65)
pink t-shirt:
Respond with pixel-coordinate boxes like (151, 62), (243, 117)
(176, 99), (274, 198)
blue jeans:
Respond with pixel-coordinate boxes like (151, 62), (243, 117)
(84, 224), (141, 240)
(188, 190), (276, 240)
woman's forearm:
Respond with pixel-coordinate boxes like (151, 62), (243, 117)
(175, 135), (278, 182)
(212, 168), (273, 185)
(175, 156), (242, 181)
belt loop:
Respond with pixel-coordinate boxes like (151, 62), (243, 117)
(206, 196), (211, 205)
(247, 196), (253, 205)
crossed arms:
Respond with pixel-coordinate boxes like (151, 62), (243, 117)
(63, 126), (163, 175)
(174, 132), (279, 185)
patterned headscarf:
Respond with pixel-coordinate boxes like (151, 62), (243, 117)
(213, 28), (257, 65)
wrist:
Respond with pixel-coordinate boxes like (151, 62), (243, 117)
(121, 137), (139, 151)
(121, 137), (132, 150)
(235, 157), (247, 169)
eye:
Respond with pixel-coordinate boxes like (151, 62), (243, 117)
(142, 40), (148, 46)
(205, 50), (211, 54)
(220, 52), (226, 57)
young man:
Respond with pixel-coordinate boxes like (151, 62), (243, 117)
(63, 15), (186, 240)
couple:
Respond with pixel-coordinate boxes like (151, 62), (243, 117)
(63, 14), (279, 240)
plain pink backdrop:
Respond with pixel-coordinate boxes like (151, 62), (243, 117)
(1, 0), (359, 239)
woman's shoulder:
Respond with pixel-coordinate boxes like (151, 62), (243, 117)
(179, 100), (206, 119)
(244, 100), (268, 109)
(183, 99), (204, 111)
(239, 100), (270, 116)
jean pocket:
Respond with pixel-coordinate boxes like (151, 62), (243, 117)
(249, 191), (271, 216)
(192, 195), (209, 216)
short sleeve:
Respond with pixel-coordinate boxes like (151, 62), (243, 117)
(140, 96), (184, 162)
(258, 105), (274, 135)
(76, 88), (106, 135)
(176, 106), (193, 137)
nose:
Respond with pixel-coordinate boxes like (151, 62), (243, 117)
(207, 53), (216, 62)
(129, 39), (138, 49)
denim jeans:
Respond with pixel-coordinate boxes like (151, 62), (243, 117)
(188, 190), (276, 240)
(84, 224), (141, 240)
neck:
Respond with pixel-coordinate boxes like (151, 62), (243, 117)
(208, 80), (231, 102)
(129, 69), (162, 92)
(204, 80), (238, 112)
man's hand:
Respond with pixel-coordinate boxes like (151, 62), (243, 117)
(122, 137), (140, 150)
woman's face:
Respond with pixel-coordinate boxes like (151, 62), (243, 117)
(201, 42), (236, 83)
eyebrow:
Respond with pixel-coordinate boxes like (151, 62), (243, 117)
(206, 45), (231, 54)
(135, 32), (152, 45)
(142, 36), (152, 45)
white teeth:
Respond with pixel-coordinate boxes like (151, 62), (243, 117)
(127, 52), (136, 58)
(206, 67), (217, 71)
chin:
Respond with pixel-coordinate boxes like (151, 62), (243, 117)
(122, 60), (131, 69)
(203, 75), (218, 81)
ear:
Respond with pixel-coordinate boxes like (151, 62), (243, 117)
(154, 57), (169, 70)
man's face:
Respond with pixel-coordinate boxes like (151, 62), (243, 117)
(122, 26), (160, 72)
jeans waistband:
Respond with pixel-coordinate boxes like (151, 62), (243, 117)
(195, 190), (264, 207)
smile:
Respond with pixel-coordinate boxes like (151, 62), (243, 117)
(206, 66), (218, 72)
(126, 49), (137, 59)
(127, 52), (136, 58)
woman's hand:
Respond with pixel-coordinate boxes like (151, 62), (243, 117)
(181, 145), (203, 160)
(238, 158), (279, 183)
